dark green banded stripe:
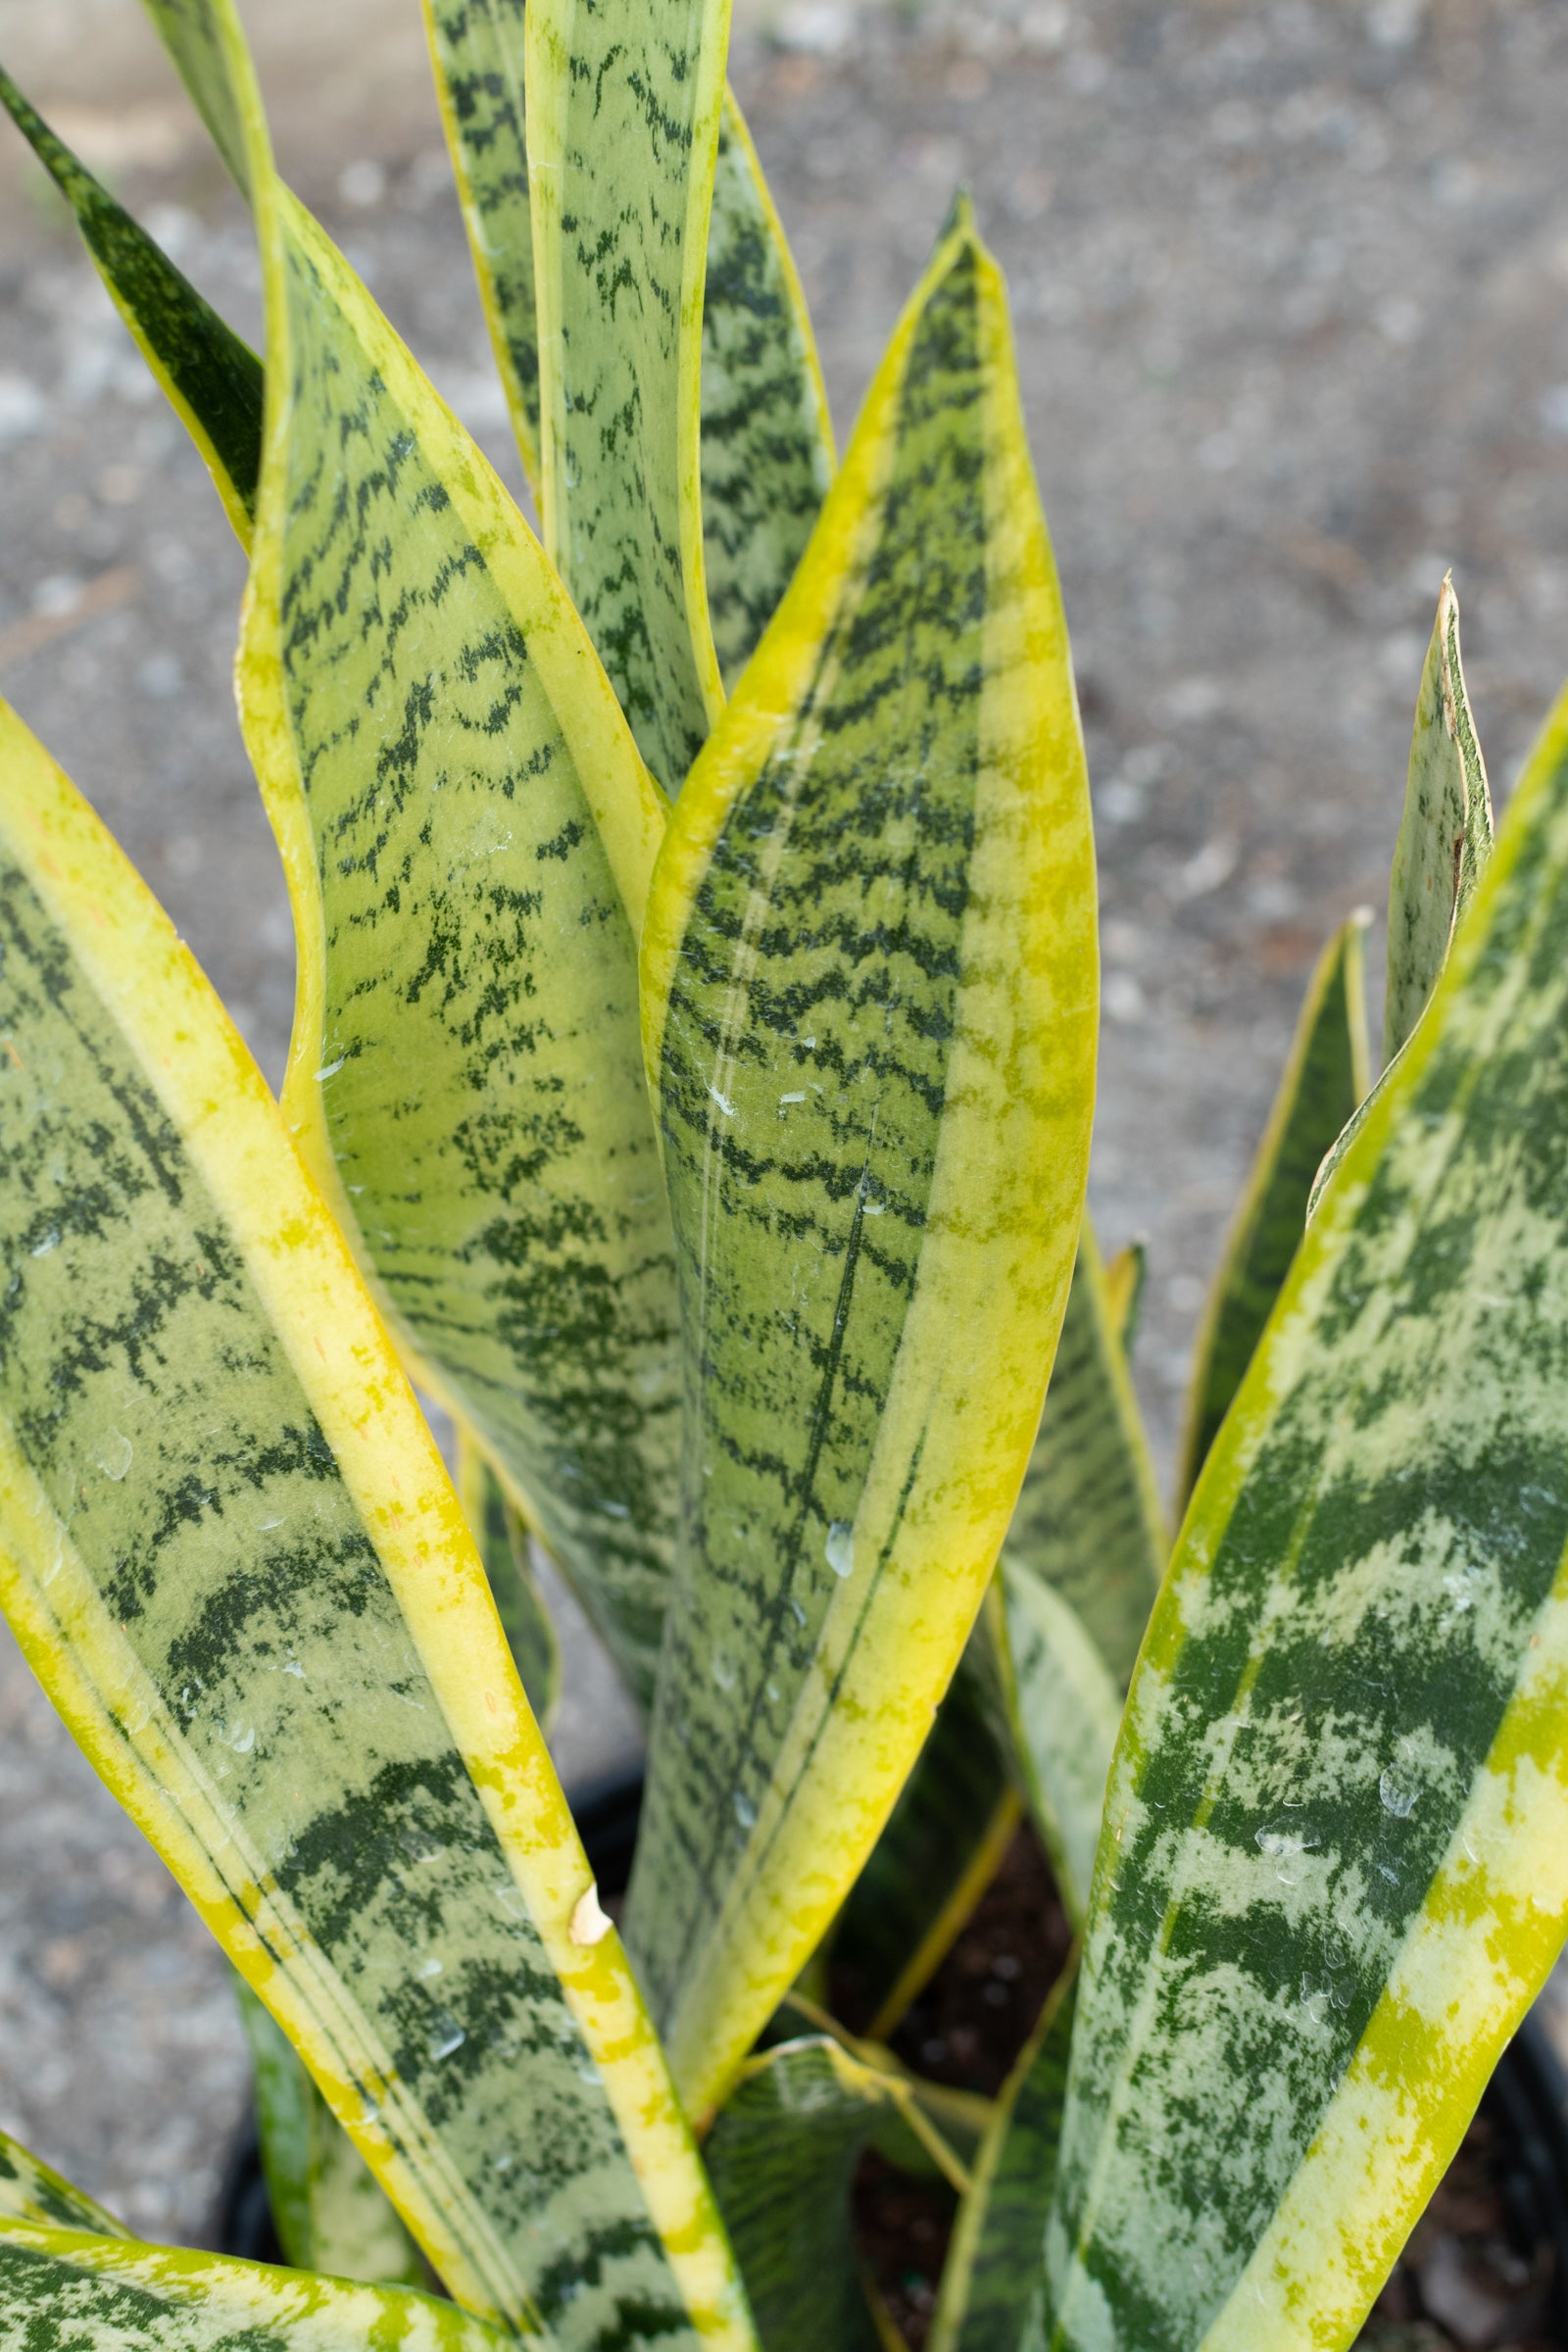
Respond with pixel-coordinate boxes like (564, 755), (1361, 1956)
(1044, 687), (1568, 2348)
(0, 840), (699, 2348)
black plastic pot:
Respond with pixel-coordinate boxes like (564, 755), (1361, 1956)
(213, 1764), (647, 2264)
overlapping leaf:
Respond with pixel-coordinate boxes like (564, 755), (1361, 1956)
(1042, 684), (1568, 2349)
(0, 2130), (126, 2239)
(526, 0), (730, 789)
(234, 1974), (424, 2287)
(456, 1427), (559, 1727)
(142, 0), (682, 1707)
(1178, 913), (1368, 1502)
(0, 69), (261, 541)
(1004, 1223), (1164, 1691)
(623, 203), (1098, 2118)
(0, 2222), (508, 2352)
(828, 1642), (1018, 2039)
(928, 1968), (1077, 2352)
(0, 698), (752, 2348)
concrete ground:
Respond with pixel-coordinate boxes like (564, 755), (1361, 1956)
(1, 0), (1566, 2245)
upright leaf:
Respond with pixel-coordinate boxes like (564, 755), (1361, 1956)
(233, 1974), (425, 2287)
(1101, 1240), (1145, 1353)
(456, 1426), (559, 1727)
(0, 700), (752, 2348)
(704, 2038), (917, 2352)
(0, 2224), (507, 2352)
(0, 2131), (126, 2239)
(526, 0), (730, 789)
(702, 90), (835, 690)
(0, 69), (261, 542)
(1384, 572), (1494, 1066)
(927, 1968), (1077, 2352)
(624, 204), (1098, 2119)
(1042, 684), (1568, 2351)
(421, 0), (542, 485)
(828, 1642), (1019, 2039)
(147, 0), (683, 1706)
(1178, 914), (1369, 1502)
(1005, 1222), (1164, 1691)
(981, 1560), (1121, 1924)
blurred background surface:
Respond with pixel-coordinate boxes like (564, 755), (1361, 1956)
(1, 0), (1566, 2244)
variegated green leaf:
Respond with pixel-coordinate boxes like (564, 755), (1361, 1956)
(927, 1967), (1077, 2352)
(233, 1973), (425, 2287)
(526, 0), (729, 790)
(1101, 1240), (1145, 1354)
(1384, 573), (1494, 1066)
(705, 2037), (919, 2352)
(457, 1425), (559, 1728)
(1005, 1222), (1164, 1691)
(0, 2130), (126, 2240)
(421, 0), (542, 486)
(828, 1641), (1018, 2040)
(146, 0), (683, 1708)
(624, 203), (1098, 2119)
(1042, 683), (1568, 2350)
(702, 90), (835, 691)
(981, 1559), (1121, 1925)
(0, 698), (753, 2348)
(0, 2224), (507, 2352)
(0, 67), (261, 543)
(1178, 913), (1369, 1503)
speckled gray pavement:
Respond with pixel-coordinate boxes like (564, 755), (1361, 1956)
(1, 0), (1567, 2244)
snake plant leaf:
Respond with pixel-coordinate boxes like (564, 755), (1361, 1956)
(0, 700), (752, 2350)
(0, 2224), (509, 2352)
(829, 1641), (1019, 2040)
(233, 1973), (425, 2287)
(421, 0), (542, 487)
(1005, 1222), (1164, 1692)
(146, 0), (683, 1706)
(0, 68), (262, 543)
(981, 1561), (1121, 1926)
(1042, 682), (1568, 2351)
(526, 0), (730, 791)
(0, 2131), (126, 2239)
(1178, 913), (1370, 1504)
(927, 1966), (1077, 2352)
(702, 89), (835, 692)
(625, 202), (1098, 2120)
(1384, 573), (1494, 1067)
(705, 2037), (920, 2352)
(456, 1426), (559, 1728)
(1100, 1241), (1145, 1354)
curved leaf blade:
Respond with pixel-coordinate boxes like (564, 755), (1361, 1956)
(526, 0), (730, 790)
(143, 0), (684, 1705)
(234, 1973), (425, 2287)
(1384, 573), (1494, 1067)
(984, 1561), (1121, 1925)
(0, 2131), (126, 2240)
(456, 1427), (560, 1729)
(624, 205), (1098, 2118)
(705, 2038), (902, 2352)
(829, 1641), (1018, 2040)
(0, 2223), (506, 2352)
(928, 1968), (1077, 2352)
(1042, 686), (1568, 2351)
(1006, 1222), (1164, 1691)
(1101, 1241), (1145, 1355)
(0, 68), (261, 542)
(0, 700), (752, 2349)
(1179, 914), (1370, 1503)
(702, 89), (835, 692)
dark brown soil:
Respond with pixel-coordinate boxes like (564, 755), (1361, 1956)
(852, 1825), (1562, 2352)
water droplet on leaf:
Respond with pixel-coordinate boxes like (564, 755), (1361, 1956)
(825, 1521), (855, 1579)
(95, 1429), (133, 1482)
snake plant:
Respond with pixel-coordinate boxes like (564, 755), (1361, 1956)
(0, 3), (1564, 2347)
